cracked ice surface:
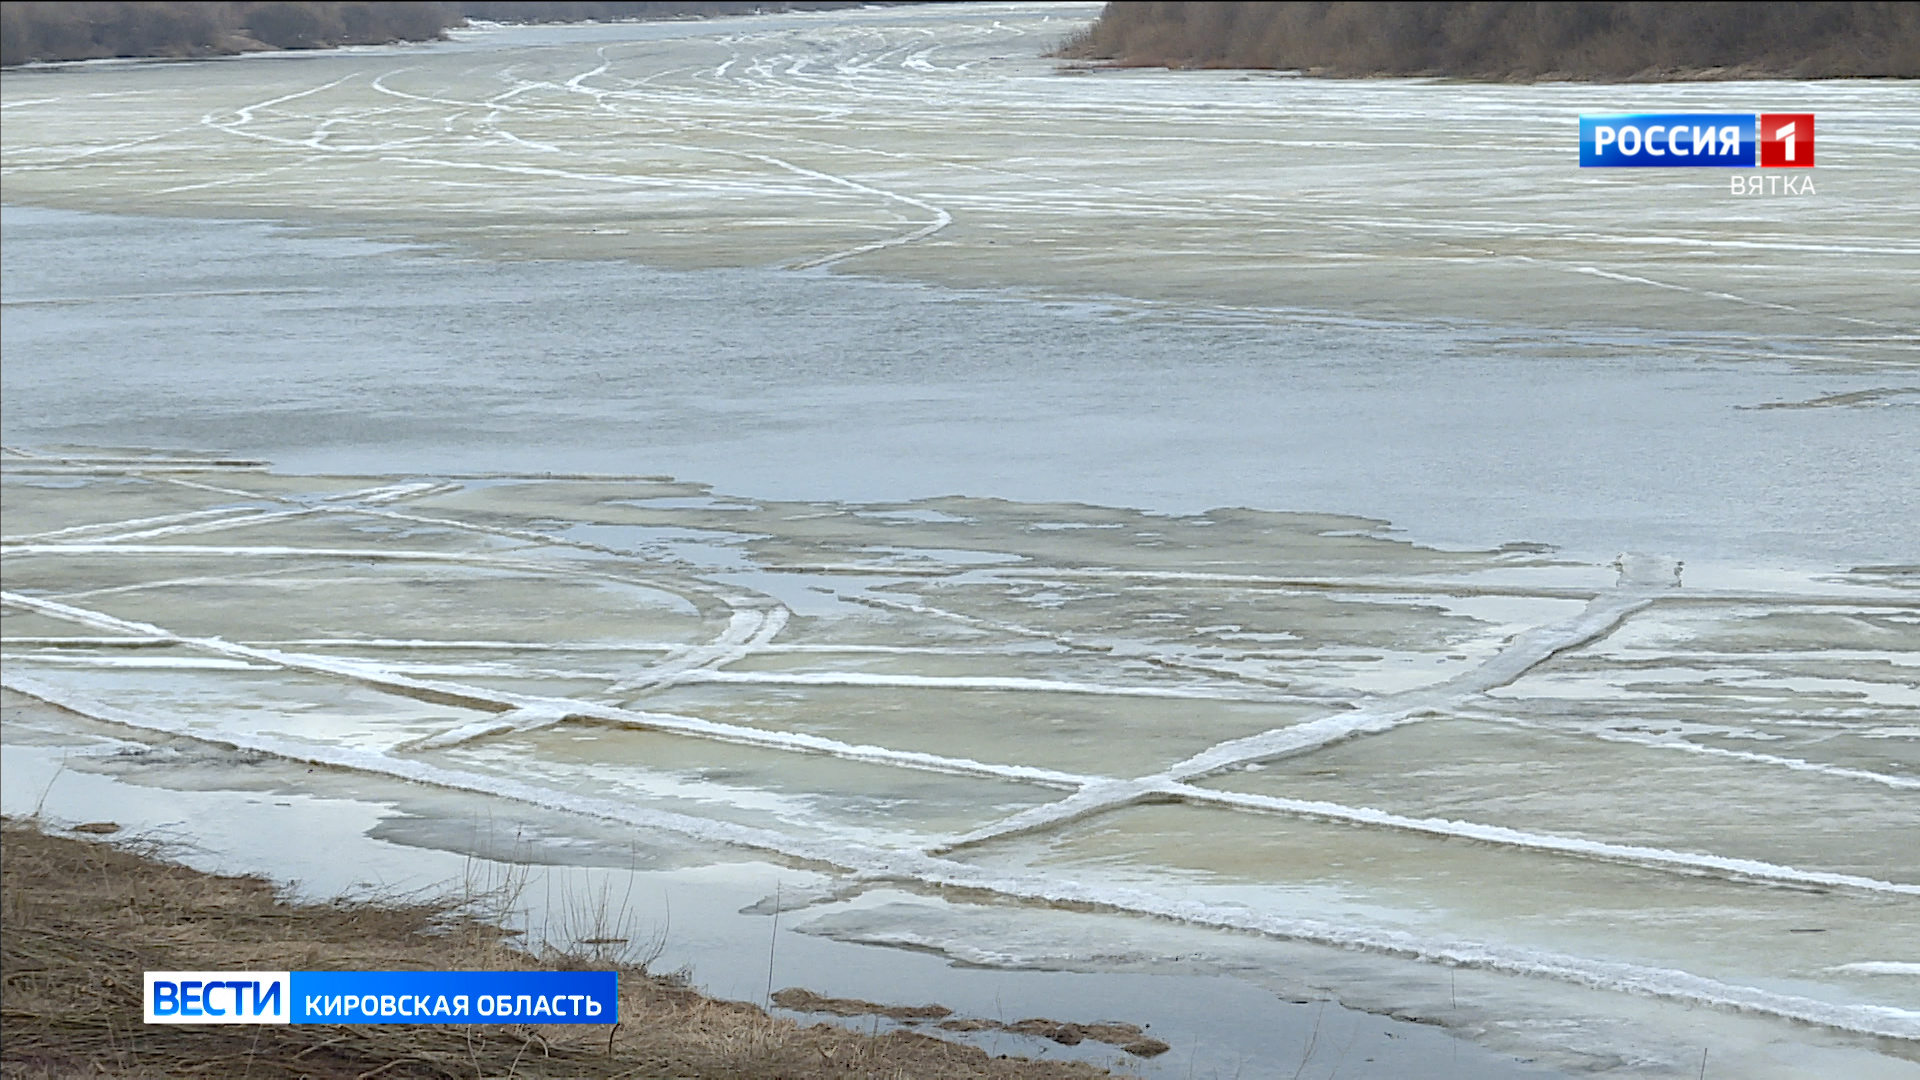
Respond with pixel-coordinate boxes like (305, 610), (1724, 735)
(3, 455), (1916, 1078)
(3, 4), (1919, 1076)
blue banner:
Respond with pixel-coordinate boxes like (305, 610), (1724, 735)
(1580, 114), (1754, 167)
(289, 971), (617, 1024)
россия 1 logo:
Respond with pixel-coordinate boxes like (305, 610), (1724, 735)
(1580, 114), (1814, 168)
(1757, 113), (1814, 167)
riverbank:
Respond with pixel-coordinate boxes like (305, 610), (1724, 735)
(0, 816), (1109, 1079)
(0, 2), (888, 67)
(1055, 1), (1920, 80)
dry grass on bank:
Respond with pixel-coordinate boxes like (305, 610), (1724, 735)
(0, 817), (1107, 1079)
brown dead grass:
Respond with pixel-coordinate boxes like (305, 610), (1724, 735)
(0, 817), (1106, 1079)
(769, 993), (1169, 1061)
(773, 988), (955, 1022)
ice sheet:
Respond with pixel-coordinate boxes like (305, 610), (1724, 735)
(4, 5), (1917, 1074)
(4, 459), (1916, 1076)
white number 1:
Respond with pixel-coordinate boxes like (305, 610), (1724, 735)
(1776, 121), (1797, 161)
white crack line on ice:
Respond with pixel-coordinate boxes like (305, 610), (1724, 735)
(200, 74), (361, 146)
(723, 146), (952, 270)
(1, 506), (256, 544)
(322, 481), (464, 505)
(1455, 709), (1920, 791)
(6, 673), (1917, 1043)
(86, 508), (322, 543)
(1555, 262), (1904, 331)
(661, 669), (1310, 701)
(402, 703), (576, 751)
(1163, 783), (1920, 896)
(550, 56), (953, 269)
(609, 603), (791, 695)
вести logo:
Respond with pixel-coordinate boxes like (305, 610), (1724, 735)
(145, 971), (618, 1025)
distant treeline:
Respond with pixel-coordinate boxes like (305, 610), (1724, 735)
(459, 2), (871, 21)
(0, 2), (881, 67)
(1056, 2), (1920, 80)
(1, 3), (454, 64)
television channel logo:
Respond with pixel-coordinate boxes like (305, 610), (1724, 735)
(1757, 113), (1814, 167)
(146, 970), (619, 1025)
(1580, 114), (1813, 168)
(145, 972), (290, 1025)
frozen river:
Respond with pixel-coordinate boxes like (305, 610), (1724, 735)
(3, 5), (1917, 1077)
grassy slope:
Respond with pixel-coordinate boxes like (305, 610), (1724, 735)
(0, 817), (1106, 1079)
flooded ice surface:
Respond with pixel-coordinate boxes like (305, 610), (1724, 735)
(4, 206), (1913, 571)
(3, 3), (1919, 1077)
